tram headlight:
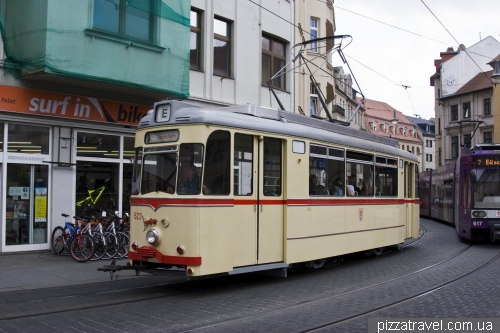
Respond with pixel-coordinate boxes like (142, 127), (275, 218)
(146, 229), (159, 244)
(472, 211), (486, 218)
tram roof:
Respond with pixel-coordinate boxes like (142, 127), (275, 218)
(139, 100), (418, 162)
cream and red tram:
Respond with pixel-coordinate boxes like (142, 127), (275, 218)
(127, 100), (419, 278)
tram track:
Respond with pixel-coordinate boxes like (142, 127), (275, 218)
(0, 225), (471, 325)
(299, 247), (500, 333)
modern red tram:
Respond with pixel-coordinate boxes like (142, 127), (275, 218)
(124, 100), (420, 277)
(419, 144), (500, 242)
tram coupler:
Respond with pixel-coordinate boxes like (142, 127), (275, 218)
(490, 224), (500, 242)
(98, 260), (138, 280)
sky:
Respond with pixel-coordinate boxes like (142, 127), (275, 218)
(331, 0), (499, 120)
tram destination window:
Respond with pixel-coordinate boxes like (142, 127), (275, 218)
(309, 144), (345, 196)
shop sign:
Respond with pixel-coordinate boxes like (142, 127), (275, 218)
(0, 85), (151, 126)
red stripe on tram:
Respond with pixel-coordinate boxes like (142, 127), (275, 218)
(286, 198), (407, 206)
(131, 198), (419, 210)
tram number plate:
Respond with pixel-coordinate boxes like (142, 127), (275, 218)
(134, 212), (143, 220)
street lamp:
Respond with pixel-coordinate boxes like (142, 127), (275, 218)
(391, 110), (398, 124)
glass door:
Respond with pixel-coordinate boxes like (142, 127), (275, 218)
(5, 164), (49, 245)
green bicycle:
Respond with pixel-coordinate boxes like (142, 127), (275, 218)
(76, 178), (116, 218)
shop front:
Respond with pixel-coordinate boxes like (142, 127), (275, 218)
(0, 85), (150, 253)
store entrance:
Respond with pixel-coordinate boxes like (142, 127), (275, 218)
(6, 164), (49, 245)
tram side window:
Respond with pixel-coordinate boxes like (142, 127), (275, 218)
(375, 156), (398, 197)
(263, 138), (282, 196)
(347, 150), (374, 197)
(203, 131), (230, 195)
(309, 144), (345, 196)
(234, 134), (253, 196)
(177, 144), (204, 195)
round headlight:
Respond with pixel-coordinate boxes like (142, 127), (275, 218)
(146, 229), (159, 244)
(472, 211), (486, 218)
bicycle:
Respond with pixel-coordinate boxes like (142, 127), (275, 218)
(51, 214), (95, 262)
(76, 178), (116, 218)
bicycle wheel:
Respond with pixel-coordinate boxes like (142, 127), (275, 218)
(51, 227), (66, 254)
(113, 232), (129, 259)
(101, 232), (119, 260)
(90, 232), (107, 261)
(69, 234), (95, 262)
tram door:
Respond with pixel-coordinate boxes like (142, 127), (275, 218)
(404, 162), (412, 238)
(257, 137), (284, 264)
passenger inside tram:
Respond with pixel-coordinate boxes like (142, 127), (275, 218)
(178, 163), (201, 194)
(329, 177), (344, 196)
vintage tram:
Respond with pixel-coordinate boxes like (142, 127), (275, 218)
(125, 100), (420, 277)
(419, 144), (500, 242)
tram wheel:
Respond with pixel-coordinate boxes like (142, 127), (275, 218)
(299, 258), (326, 272)
(365, 247), (384, 258)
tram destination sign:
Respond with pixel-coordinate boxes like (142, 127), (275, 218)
(475, 156), (500, 167)
(145, 129), (180, 144)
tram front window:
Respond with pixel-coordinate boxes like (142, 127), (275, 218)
(141, 153), (178, 194)
(473, 169), (500, 209)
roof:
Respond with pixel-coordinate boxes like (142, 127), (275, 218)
(453, 70), (493, 95)
(359, 98), (422, 143)
(406, 116), (435, 136)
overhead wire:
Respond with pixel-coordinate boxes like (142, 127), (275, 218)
(420, 0), (494, 84)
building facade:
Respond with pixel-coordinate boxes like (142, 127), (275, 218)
(406, 116), (436, 171)
(362, 99), (423, 168)
(0, 0), (293, 253)
(294, 0), (337, 119)
(431, 37), (500, 166)
(189, 0), (293, 109)
(333, 66), (365, 130)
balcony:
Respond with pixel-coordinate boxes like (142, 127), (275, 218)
(332, 104), (345, 117)
(1, 1), (190, 100)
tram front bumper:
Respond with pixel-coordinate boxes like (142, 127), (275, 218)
(490, 224), (500, 241)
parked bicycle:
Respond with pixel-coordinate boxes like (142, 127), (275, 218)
(51, 213), (95, 262)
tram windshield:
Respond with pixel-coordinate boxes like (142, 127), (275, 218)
(137, 143), (204, 195)
(473, 168), (500, 209)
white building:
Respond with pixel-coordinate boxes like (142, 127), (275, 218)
(431, 37), (500, 166)
(189, 0), (293, 109)
(407, 116), (436, 171)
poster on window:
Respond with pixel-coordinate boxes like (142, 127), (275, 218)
(35, 187), (47, 222)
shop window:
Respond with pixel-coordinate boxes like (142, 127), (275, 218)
(123, 136), (135, 159)
(75, 162), (119, 217)
(77, 132), (120, 159)
(6, 164), (49, 245)
(0, 123), (3, 152)
(8, 124), (49, 154)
